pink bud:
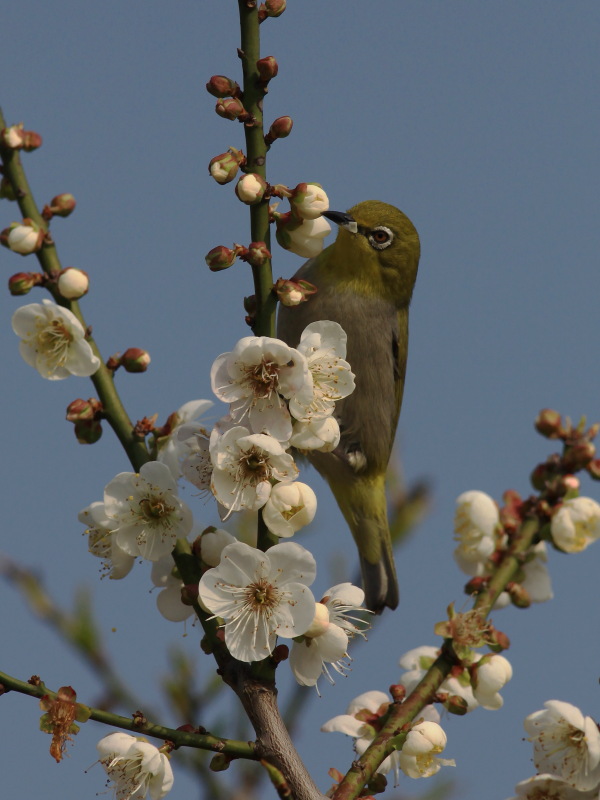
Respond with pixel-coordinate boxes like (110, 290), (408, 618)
(265, 116), (293, 145)
(49, 193), (76, 217)
(265, 0), (286, 17)
(66, 397), (101, 422)
(274, 277), (317, 306)
(206, 75), (240, 98)
(121, 347), (151, 373)
(215, 97), (247, 121)
(205, 245), (237, 272)
(8, 272), (39, 296)
(22, 130), (42, 151)
(208, 150), (242, 185)
(244, 241), (272, 267)
(256, 56), (278, 82)
(74, 419), (103, 444)
(535, 409), (563, 439)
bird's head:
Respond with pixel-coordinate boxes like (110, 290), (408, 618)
(323, 200), (420, 307)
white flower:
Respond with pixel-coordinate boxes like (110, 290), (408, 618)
(524, 700), (600, 790)
(78, 501), (135, 580)
(151, 554), (194, 623)
(291, 183), (329, 220)
(11, 299), (100, 379)
(453, 490), (499, 576)
(156, 399), (213, 480)
(96, 732), (174, 800)
(57, 267), (89, 300)
(472, 654), (513, 710)
(322, 691), (400, 777)
(289, 321), (355, 421)
(211, 336), (311, 441)
(398, 720), (455, 779)
(289, 416), (340, 452)
(179, 423), (212, 494)
(198, 541), (316, 662)
(290, 583), (370, 689)
(104, 461), (194, 562)
(286, 217), (331, 258)
(198, 527), (237, 567)
(6, 222), (43, 254)
(263, 481), (317, 537)
(507, 773), (599, 799)
(209, 425), (298, 514)
(399, 645), (479, 711)
(235, 173), (267, 204)
(551, 497), (600, 553)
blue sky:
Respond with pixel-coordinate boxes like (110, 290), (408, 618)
(1, 3), (600, 799)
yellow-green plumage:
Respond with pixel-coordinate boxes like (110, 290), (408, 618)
(277, 200), (420, 612)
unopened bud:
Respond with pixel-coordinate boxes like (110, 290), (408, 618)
(22, 130), (42, 151)
(1, 219), (44, 255)
(506, 581), (531, 609)
(66, 397), (101, 422)
(389, 684), (406, 703)
(210, 754), (232, 772)
(290, 182), (329, 220)
(587, 459), (600, 480)
(530, 462), (550, 491)
(535, 409), (563, 439)
(256, 56), (278, 82)
(208, 149), (244, 185)
(265, 115), (293, 144)
(264, 0), (286, 17)
(57, 267), (89, 300)
(274, 277), (317, 306)
(48, 193), (76, 218)
(205, 245), (237, 272)
(206, 75), (240, 98)
(121, 347), (151, 373)
(486, 627), (510, 652)
(235, 173), (268, 205)
(215, 97), (247, 121)
(271, 644), (289, 664)
(1, 124), (42, 151)
(443, 694), (469, 715)
(74, 418), (102, 444)
(8, 271), (39, 296)
(563, 440), (596, 472)
(464, 575), (489, 596)
(244, 241), (271, 267)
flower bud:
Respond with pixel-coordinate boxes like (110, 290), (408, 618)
(205, 245), (237, 272)
(205, 75), (240, 98)
(506, 581), (531, 608)
(256, 56), (278, 82)
(121, 347), (151, 373)
(276, 213), (331, 258)
(587, 459), (600, 480)
(235, 173), (268, 205)
(442, 694), (469, 715)
(290, 182), (329, 220)
(48, 193), (76, 218)
(215, 97), (247, 121)
(1, 124), (42, 151)
(8, 271), (39, 296)
(66, 397), (102, 422)
(22, 130), (43, 151)
(563, 440), (596, 472)
(274, 277), (317, 306)
(245, 241), (271, 267)
(208, 149), (244, 184)
(302, 602), (329, 638)
(264, 0), (286, 17)
(1, 219), (44, 255)
(535, 408), (564, 439)
(57, 267), (89, 300)
(265, 115), (293, 144)
(74, 418), (103, 444)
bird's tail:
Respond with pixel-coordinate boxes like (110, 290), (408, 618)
(329, 472), (399, 613)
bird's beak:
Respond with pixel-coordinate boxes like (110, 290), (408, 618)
(323, 210), (358, 234)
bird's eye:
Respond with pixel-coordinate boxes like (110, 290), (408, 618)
(367, 226), (394, 250)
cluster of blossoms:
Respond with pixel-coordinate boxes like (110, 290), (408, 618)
(322, 691), (454, 784)
(95, 733), (174, 800)
(508, 700), (600, 799)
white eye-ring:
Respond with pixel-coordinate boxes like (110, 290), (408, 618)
(368, 226), (394, 250)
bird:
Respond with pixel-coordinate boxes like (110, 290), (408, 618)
(277, 200), (420, 612)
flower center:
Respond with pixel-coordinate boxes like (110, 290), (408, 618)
(37, 319), (73, 369)
(245, 578), (280, 610)
(243, 358), (281, 399)
(139, 495), (174, 521)
(237, 447), (271, 484)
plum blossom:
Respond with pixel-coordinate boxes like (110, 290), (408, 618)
(155, 399), (213, 480)
(277, 215), (331, 258)
(209, 425), (298, 514)
(197, 527), (237, 567)
(78, 501), (135, 580)
(151, 554), (195, 623)
(398, 720), (455, 779)
(507, 774), (599, 799)
(211, 336), (311, 441)
(96, 732), (174, 800)
(289, 321), (355, 422)
(471, 654), (513, 710)
(290, 183), (329, 220)
(104, 461), (193, 562)
(399, 645), (479, 711)
(179, 423), (212, 495)
(289, 416), (340, 452)
(453, 490), (500, 575)
(198, 541), (316, 662)
(550, 497), (600, 553)
(290, 583), (370, 689)
(524, 700), (600, 790)
(263, 481), (317, 537)
(12, 299), (100, 379)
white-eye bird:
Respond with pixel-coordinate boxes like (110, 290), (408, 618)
(277, 200), (420, 612)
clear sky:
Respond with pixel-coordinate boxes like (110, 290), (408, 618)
(1, 3), (600, 799)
